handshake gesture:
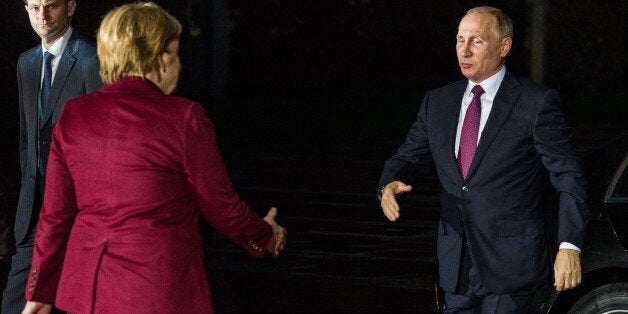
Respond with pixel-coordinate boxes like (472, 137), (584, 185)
(263, 207), (287, 257)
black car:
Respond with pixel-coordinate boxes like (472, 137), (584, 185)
(534, 153), (628, 313)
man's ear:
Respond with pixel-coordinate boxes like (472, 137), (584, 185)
(500, 37), (512, 57)
(67, 0), (76, 17)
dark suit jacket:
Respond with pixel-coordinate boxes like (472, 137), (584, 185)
(9, 31), (102, 248)
(379, 70), (588, 294)
(25, 77), (272, 313)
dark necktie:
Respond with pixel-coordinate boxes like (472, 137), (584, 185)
(39, 51), (54, 176)
(41, 51), (54, 119)
(458, 85), (485, 179)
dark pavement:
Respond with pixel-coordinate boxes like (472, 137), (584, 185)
(205, 143), (441, 313)
(0, 112), (624, 313)
(200, 123), (626, 314)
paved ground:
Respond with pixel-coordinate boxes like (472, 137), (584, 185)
(200, 124), (625, 314)
(205, 144), (442, 313)
(0, 116), (624, 313)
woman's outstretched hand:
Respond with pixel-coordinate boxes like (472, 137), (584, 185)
(263, 207), (287, 257)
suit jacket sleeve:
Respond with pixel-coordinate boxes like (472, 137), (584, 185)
(182, 103), (272, 257)
(17, 58), (28, 180)
(26, 120), (79, 302)
(378, 93), (435, 191)
(2, 56), (28, 254)
(533, 90), (588, 249)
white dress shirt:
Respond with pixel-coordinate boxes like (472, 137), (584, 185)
(454, 66), (506, 157)
(40, 27), (73, 85)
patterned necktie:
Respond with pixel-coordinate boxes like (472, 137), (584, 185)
(41, 51), (54, 119)
(458, 85), (485, 179)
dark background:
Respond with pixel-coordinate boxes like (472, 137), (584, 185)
(1, 1), (625, 165)
(0, 1), (626, 313)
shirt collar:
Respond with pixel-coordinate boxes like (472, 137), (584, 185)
(42, 26), (73, 58)
(465, 66), (506, 99)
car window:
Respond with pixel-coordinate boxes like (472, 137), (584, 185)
(607, 155), (628, 200)
(611, 167), (628, 198)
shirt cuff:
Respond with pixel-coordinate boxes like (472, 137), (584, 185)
(559, 242), (581, 252)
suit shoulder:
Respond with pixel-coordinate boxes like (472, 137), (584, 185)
(168, 95), (204, 112)
(18, 46), (40, 64)
(509, 74), (557, 97)
(164, 96), (209, 120)
(67, 33), (97, 57)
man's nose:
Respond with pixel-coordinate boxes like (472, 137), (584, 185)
(38, 7), (49, 19)
(461, 45), (471, 58)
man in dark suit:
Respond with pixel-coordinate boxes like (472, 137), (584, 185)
(1, 0), (102, 312)
(378, 6), (588, 313)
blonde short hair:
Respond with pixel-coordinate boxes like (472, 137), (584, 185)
(465, 6), (513, 41)
(97, 2), (182, 84)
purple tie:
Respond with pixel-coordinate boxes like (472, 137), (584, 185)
(458, 85), (484, 179)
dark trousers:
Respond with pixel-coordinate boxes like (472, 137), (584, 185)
(1, 175), (43, 314)
(2, 245), (33, 314)
(443, 244), (533, 314)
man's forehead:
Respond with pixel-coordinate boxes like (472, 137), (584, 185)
(457, 14), (496, 34)
(25, 0), (65, 6)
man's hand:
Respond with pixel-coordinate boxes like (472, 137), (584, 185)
(380, 181), (412, 222)
(263, 207), (287, 257)
(22, 301), (52, 314)
(554, 248), (582, 291)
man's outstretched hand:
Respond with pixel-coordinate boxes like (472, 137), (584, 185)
(380, 181), (412, 222)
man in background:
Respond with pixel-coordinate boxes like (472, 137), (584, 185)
(1, 0), (101, 312)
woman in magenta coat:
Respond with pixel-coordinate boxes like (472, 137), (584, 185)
(22, 3), (287, 313)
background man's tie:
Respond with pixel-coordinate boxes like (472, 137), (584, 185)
(458, 85), (484, 179)
(39, 51), (54, 176)
(41, 51), (54, 118)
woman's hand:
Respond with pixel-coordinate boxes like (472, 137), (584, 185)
(22, 301), (52, 314)
(263, 207), (287, 257)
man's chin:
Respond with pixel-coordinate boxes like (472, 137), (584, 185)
(460, 68), (474, 78)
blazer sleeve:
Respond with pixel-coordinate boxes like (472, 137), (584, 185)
(378, 93), (435, 191)
(25, 119), (79, 302)
(533, 89), (588, 249)
(182, 103), (272, 257)
(17, 59), (28, 179)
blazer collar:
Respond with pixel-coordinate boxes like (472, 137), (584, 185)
(463, 70), (521, 182)
(100, 76), (164, 94)
(41, 31), (82, 126)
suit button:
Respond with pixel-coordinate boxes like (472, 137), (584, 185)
(462, 186), (469, 192)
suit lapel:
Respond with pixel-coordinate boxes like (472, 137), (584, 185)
(444, 80), (467, 182)
(41, 34), (79, 126)
(465, 71), (521, 181)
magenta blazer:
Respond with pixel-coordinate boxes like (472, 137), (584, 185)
(25, 77), (272, 313)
